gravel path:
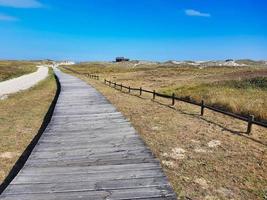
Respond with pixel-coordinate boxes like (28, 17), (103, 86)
(0, 66), (49, 99)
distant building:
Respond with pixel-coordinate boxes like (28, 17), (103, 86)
(116, 57), (130, 62)
(225, 59), (234, 62)
(58, 61), (75, 65)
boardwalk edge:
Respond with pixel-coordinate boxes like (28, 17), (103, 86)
(0, 72), (61, 194)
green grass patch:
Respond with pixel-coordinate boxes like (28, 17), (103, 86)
(221, 77), (267, 90)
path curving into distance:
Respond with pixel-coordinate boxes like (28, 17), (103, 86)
(0, 66), (49, 99)
(0, 68), (176, 200)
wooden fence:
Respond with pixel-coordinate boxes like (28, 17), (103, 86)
(62, 67), (267, 134)
(63, 67), (99, 80)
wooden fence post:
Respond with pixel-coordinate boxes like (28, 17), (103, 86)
(201, 100), (205, 116)
(172, 93), (175, 106)
(115, 82), (117, 88)
(104, 79), (106, 84)
(247, 115), (254, 135)
(129, 86), (131, 93)
(109, 81), (111, 86)
(140, 87), (142, 96)
(153, 90), (155, 100)
(120, 84), (123, 91)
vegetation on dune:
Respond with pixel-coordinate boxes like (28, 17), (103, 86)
(71, 62), (265, 77)
(67, 63), (267, 122)
(0, 61), (37, 82)
(223, 77), (267, 90)
(161, 77), (267, 121)
(236, 59), (266, 66)
(70, 62), (191, 74)
(70, 63), (123, 73)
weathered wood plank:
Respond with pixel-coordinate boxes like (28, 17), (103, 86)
(1, 187), (176, 200)
(19, 163), (161, 176)
(29, 148), (151, 160)
(24, 156), (158, 168)
(0, 69), (176, 200)
(5, 177), (171, 195)
(13, 168), (165, 184)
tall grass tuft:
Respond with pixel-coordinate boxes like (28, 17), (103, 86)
(162, 77), (267, 122)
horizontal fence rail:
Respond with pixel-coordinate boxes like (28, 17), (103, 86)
(103, 79), (267, 134)
(62, 66), (267, 134)
(63, 66), (100, 80)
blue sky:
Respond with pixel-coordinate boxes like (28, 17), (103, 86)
(0, 0), (266, 61)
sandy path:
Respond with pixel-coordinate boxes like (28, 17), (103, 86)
(0, 65), (49, 99)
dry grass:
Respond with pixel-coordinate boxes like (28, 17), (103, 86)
(70, 63), (267, 121)
(0, 60), (37, 82)
(63, 63), (267, 200)
(0, 69), (56, 183)
(161, 77), (267, 121)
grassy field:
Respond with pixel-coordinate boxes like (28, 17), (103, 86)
(0, 68), (56, 184)
(63, 62), (267, 200)
(0, 60), (37, 82)
(162, 77), (267, 121)
(69, 62), (267, 122)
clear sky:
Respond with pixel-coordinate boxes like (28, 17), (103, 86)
(0, 0), (266, 61)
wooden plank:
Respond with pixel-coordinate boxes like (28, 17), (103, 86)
(24, 156), (158, 168)
(26, 151), (153, 164)
(29, 148), (152, 160)
(1, 187), (176, 200)
(0, 69), (176, 199)
(32, 141), (146, 153)
(19, 163), (161, 176)
(4, 177), (171, 195)
(12, 168), (165, 184)
(32, 142), (146, 153)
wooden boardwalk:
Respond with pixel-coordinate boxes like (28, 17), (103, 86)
(0, 69), (176, 200)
